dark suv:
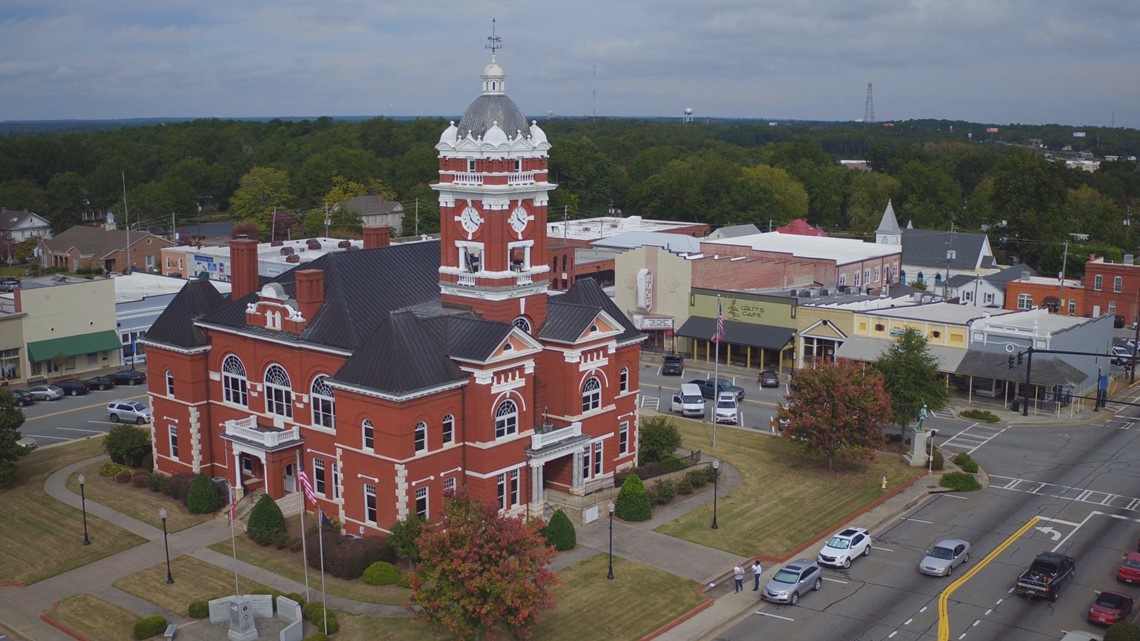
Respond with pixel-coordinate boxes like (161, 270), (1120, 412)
(662, 354), (684, 376)
(55, 378), (90, 396)
(112, 369), (147, 385)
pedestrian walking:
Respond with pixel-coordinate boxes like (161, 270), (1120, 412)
(751, 560), (763, 591)
(733, 563), (744, 593)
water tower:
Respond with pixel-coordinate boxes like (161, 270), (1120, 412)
(682, 107), (694, 124)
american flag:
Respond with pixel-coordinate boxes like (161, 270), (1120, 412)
(298, 463), (317, 506)
(713, 299), (724, 343)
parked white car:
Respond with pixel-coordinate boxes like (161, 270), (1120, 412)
(714, 392), (738, 425)
(817, 527), (872, 568)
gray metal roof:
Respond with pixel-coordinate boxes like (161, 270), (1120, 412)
(902, 229), (990, 270)
(591, 231), (702, 254)
(551, 278), (644, 344)
(333, 310), (467, 395)
(955, 351), (1088, 386)
(145, 278), (229, 348)
(457, 95), (529, 140)
(539, 301), (603, 343)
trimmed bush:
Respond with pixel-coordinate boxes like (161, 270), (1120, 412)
(659, 455), (685, 473)
(940, 472), (982, 492)
(167, 473), (197, 503)
(362, 561), (402, 586)
(542, 509), (577, 551)
(302, 602), (339, 635)
(649, 479), (678, 505)
(284, 592), (306, 606)
(960, 409), (1000, 423)
(133, 615), (168, 640)
(306, 530), (394, 579)
(615, 472), (652, 522)
(676, 476), (696, 495)
(931, 447), (944, 471)
(99, 462), (132, 478)
(188, 600), (209, 619)
(115, 470), (132, 483)
(187, 473), (222, 513)
(686, 466), (715, 486)
(131, 471), (152, 488)
(146, 473), (170, 493)
(1106, 622), (1140, 641)
(247, 493), (287, 546)
(952, 453), (980, 473)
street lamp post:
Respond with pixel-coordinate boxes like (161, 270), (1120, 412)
(711, 459), (720, 530)
(159, 507), (174, 584)
(606, 501), (615, 580)
(78, 473), (90, 546)
(927, 430), (938, 476)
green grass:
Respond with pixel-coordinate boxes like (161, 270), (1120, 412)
(112, 555), (271, 616)
(337, 613), (452, 641)
(45, 594), (139, 641)
(207, 520), (409, 606)
(65, 461), (215, 533)
(0, 439), (147, 584)
(655, 419), (922, 557)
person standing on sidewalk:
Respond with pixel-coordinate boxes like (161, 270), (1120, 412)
(733, 563), (745, 593)
(751, 560), (763, 591)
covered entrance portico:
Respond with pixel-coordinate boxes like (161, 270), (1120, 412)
(220, 415), (304, 500)
(525, 421), (590, 510)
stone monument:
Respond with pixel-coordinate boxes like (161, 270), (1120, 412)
(227, 595), (258, 641)
(903, 403), (931, 467)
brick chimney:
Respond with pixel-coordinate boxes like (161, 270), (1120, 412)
(363, 225), (391, 249)
(230, 237), (259, 301)
(294, 269), (324, 323)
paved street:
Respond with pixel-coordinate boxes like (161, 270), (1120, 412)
(16, 387), (148, 446)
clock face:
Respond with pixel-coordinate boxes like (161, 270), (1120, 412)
(509, 206), (530, 235)
(458, 206), (483, 237)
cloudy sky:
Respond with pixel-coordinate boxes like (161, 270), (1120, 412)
(2, 0), (1137, 128)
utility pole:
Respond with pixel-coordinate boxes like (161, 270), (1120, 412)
(122, 172), (131, 275)
(943, 223), (955, 299)
(563, 206), (568, 242)
(414, 197), (420, 237)
(1057, 240), (1069, 314)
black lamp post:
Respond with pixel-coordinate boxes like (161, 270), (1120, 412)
(606, 501), (615, 580)
(159, 507), (174, 584)
(711, 459), (720, 530)
(78, 473), (90, 546)
(927, 430), (938, 476)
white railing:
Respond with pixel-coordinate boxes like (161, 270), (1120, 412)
(516, 273), (532, 285)
(531, 423), (582, 450)
(457, 273), (477, 286)
(453, 172), (484, 185)
(507, 171), (535, 185)
(225, 417), (300, 448)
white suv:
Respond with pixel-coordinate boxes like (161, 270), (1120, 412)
(817, 527), (872, 568)
(107, 400), (151, 424)
(714, 392), (738, 425)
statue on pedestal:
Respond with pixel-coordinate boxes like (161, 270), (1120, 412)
(913, 402), (929, 433)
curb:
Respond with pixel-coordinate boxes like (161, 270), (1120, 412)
(40, 602), (93, 641)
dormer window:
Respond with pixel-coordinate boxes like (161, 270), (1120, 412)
(266, 310), (282, 330)
(467, 159), (476, 173)
(590, 324), (599, 333)
(515, 158), (523, 172)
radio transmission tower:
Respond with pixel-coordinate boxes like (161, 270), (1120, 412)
(863, 82), (875, 124)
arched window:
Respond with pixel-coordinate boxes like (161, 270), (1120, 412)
(495, 400), (518, 438)
(264, 364), (293, 419)
(581, 376), (602, 413)
(165, 370), (175, 396)
(311, 375), (334, 429)
(442, 414), (455, 445)
(222, 355), (248, 407)
(513, 316), (531, 334)
(414, 421), (427, 452)
(619, 367), (629, 393)
(362, 419), (375, 450)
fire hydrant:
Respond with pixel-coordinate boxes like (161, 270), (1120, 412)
(881, 475), (887, 490)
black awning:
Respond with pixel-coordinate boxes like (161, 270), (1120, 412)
(676, 316), (794, 350)
(955, 351), (1090, 386)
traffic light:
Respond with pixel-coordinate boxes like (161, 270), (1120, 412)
(1008, 355), (1015, 369)
(1017, 353), (1024, 366)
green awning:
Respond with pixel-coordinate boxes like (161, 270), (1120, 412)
(27, 330), (122, 363)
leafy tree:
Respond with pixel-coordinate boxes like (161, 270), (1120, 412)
(229, 167), (293, 234)
(246, 493), (286, 546)
(739, 164), (809, 222)
(43, 171), (88, 233)
(388, 514), (424, 570)
(186, 472), (221, 514)
(104, 424), (152, 467)
(874, 327), (949, 437)
(638, 415), (681, 464)
(410, 492), (559, 641)
(777, 360), (891, 471)
(614, 473), (652, 522)
(846, 172), (901, 237)
(0, 389), (29, 487)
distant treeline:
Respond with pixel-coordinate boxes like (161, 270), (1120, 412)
(0, 115), (1137, 275)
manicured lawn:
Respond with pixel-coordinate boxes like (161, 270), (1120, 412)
(65, 461), (215, 533)
(112, 555), (271, 616)
(655, 420), (923, 558)
(530, 554), (704, 641)
(207, 518), (409, 606)
(337, 613), (452, 641)
(0, 439), (147, 585)
(46, 594), (138, 641)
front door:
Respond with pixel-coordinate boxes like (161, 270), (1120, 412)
(284, 463), (295, 493)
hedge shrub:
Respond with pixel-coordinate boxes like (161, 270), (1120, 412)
(105, 424), (152, 467)
(1105, 622), (1140, 641)
(930, 447), (944, 471)
(362, 561), (402, 586)
(284, 592), (306, 606)
(659, 455), (684, 473)
(187, 473), (222, 514)
(940, 472), (982, 492)
(306, 530), (394, 579)
(302, 602), (339, 635)
(952, 453), (980, 473)
(542, 509), (576, 551)
(686, 466), (715, 486)
(187, 600), (209, 619)
(960, 409), (1000, 423)
(615, 472), (651, 522)
(100, 462), (132, 478)
(649, 479), (678, 505)
(166, 472), (197, 504)
(131, 471), (152, 488)
(146, 474), (170, 494)
(115, 470), (132, 483)
(133, 615), (168, 640)
(247, 493), (286, 546)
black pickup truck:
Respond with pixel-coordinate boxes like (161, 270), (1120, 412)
(1014, 552), (1076, 601)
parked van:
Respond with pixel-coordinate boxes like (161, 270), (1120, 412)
(671, 383), (706, 418)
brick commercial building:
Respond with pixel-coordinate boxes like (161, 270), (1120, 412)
(142, 47), (644, 533)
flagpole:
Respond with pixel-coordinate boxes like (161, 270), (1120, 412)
(229, 483), (240, 597)
(713, 295), (720, 449)
(318, 508), (328, 635)
(295, 451), (312, 602)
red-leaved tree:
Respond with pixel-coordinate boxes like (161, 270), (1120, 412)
(408, 492), (560, 640)
(777, 360), (892, 471)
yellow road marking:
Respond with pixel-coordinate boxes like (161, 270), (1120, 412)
(937, 516), (1040, 641)
(23, 393), (148, 422)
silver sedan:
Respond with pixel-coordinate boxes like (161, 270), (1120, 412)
(26, 384), (65, 401)
(918, 539), (971, 577)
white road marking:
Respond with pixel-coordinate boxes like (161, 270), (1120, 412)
(871, 545), (894, 552)
(996, 598), (1005, 605)
(919, 606), (928, 613)
(29, 434), (70, 440)
(943, 494), (969, 500)
(888, 632), (898, 638)
(990, 476), (1140, 513)
(57, 427), (106, 434)
(984, 609), (993, 615)
(904, 618), (913, 625)
(958, 633), (967, 639)
(972, 620), (981, 627)
(823, 577), (848, 584)
(903, 517), (934, 524)
(755, 611), (795, 621)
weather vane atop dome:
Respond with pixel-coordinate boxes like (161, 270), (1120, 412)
(486, 18), (502, 57)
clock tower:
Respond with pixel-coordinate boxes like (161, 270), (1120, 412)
(434, 31), (554, 331)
